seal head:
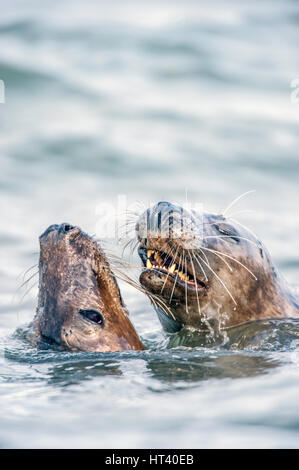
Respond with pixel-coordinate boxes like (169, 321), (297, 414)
(33, 223), (144, 351)
(136, 201), (299, 331)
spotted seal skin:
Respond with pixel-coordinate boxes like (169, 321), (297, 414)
(136, 201), (299, 332)
(29, 223), (144, 352)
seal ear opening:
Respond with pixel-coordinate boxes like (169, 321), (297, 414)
(79, 309), (104, 326)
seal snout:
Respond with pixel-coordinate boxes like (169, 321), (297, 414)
(39, 223), (79, 242)
(137, 200), (182, 242)
(39, 224), (59, 240)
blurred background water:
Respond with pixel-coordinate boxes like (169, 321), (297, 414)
(0, 0), (299, 449)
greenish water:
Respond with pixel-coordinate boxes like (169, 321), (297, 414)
(0, 0), (299, 449)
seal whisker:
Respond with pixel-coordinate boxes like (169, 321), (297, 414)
(222, 190), (256, 217)
(130, 239), (140, 257)
(18, 264), (38, 283)
(17, 280), (39, 305)
(188, 250), (201, 316)
(202, 235), (260, 248)
(161, 244), (177, 267)
(17, 270), (39, 292)
(120, 237), (136, 257)
(160, 245), (180, 294)
(203, 249), (233, 272)
(169, 251), (183, 304)
(198, 255), (237, 306)
(117, 220), (138, 239)
(149, 295), (176, 321)
(183, 251), (190, 314)
(198, 248), (210, 269)
(192, 252), (209, 282)
(103, 255), (143, 270)
(202, 247), (258, 280)
(194, 251), (211, 283)
(193, 251), (237, 306)
(113, 268), (176, 320)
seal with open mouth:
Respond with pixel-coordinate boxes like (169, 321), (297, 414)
(136, 201), (299, 332)
(29, 223), (144, 351)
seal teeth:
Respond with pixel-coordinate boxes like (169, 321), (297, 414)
(176, 271), (188, 281)
(142, 247), (205, 288)
(154, 252), (163, 266)
(144, 249), (199, 285)
(169, 264), (176, 274)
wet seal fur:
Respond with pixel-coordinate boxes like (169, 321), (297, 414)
(136, 201), (299, 332)
(29, 223), (144, 352)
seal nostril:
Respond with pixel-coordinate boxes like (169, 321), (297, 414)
(60, 223), (75, 234)
(64, 224), (74, 232)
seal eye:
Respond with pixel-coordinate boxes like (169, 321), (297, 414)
(79, 309), (104, 326)
(214, 224), (240, 243)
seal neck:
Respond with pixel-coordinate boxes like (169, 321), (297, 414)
(261, 267), (299, 318)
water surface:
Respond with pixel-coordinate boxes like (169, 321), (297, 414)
(0, 0), (299, 449)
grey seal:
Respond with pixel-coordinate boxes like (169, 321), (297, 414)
(136, 201), (299, 332)
(29, 223), (144, 351)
